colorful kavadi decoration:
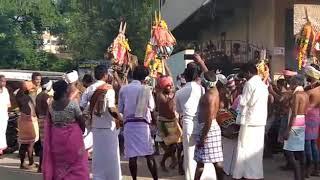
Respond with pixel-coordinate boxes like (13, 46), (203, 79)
(256, 49), (269, 82)
(107, 21), (131, 67)
(296, 8), (315, 70)
(144, 11), (176, 78)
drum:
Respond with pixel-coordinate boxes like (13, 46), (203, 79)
(216, 109), (240, 139)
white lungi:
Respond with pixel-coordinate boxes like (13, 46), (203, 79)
(233, 125), (265, 179)
(92, 128), (121, 180)
(183, 133), (197, 180)
(0, 116), (8, 151)
(83, 128), (93, 151)
(222, 137), (237, 176)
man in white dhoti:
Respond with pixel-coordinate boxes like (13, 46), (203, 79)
(0, 75), (11, 157)
(233, 63), (269, 180)
(80, 65), (122, 180)
(176, 58), (206, 180)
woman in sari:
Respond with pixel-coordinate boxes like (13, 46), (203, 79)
(43, 80), (89, 180)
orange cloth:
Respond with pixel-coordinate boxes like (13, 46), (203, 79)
(157, 76), (173, 89)
(22, 81), (35, 91)
(18, 113), (39, 144)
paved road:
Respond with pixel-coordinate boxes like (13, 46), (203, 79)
(0, 153), (318, 180)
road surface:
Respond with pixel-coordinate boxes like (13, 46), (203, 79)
(0, 152), (318, 180)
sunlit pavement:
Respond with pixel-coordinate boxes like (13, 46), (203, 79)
(0, 152), (318, 180)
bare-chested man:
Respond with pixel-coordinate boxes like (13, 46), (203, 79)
(156, 75), (183, 173)
(283, 75), (309, 180)
(194, 70), (224, 180)
(304, 64), (320, 177)
(35, 77), (53, 172)
(16, 81), (39, 169)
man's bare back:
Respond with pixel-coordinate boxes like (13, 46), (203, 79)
(306, 85), (320, 108)
(292, 91), (309, 116)
(198, 88), (220, 122)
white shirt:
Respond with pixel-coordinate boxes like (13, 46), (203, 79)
(0, 87), (10, 120)
(80, 80), (116, 129)
(239, 75), (268, 126)
(176, 82), (205, 135)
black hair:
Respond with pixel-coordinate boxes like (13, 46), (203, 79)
(241, 63), (258, 75)
(94, 65), (108, 80)
(41, 77), (50, 90)
(277, 79), (286, 87)
(82, 74), (94, 84)
(132, 65), (149, 81)
(289, 75), (304, 87)
(184, 62), (201, 82)
(311, 63), (320, 71)
(52, 80), (68, 101)
(203, 70), (217, 82)
(0, 75), (4, 79)
(31, 72), (42, 80)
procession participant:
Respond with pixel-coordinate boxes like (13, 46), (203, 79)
(194, 70), (224, 180)
(118, 65), (158, 180)
(31, 72), (42, 156)
(175, 59), (205, 180)
(81, 65), (122, 180)
(35, 77), (53, 172)
(156, 75), (182, 172)
(42, 80), (89, 180)
(283, 75), (309, 180)
(64, 70), (81, 103)
(16, 81), (39, 169)
(0, 75), (11, 157)
(268, 72), (295, 170)
(82, 74), (94, 88)
(31, 72), (42, 95)
(304, 65), (320, 177)
(232, 63), (269, 180)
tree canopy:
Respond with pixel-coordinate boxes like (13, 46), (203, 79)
(0, 0), (158, 71)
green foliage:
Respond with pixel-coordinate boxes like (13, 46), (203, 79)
(0, 0), (157, 71)
(62, 0), (155, 62)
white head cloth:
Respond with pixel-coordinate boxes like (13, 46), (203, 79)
(201, 73), (218, 89)
(64, 70), (79, 84)
(216, 74), (227, 85)
(42, 80), (53, 91)
(304, 65), (320, 80)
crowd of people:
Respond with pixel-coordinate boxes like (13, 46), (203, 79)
(0, 54), (319, 180)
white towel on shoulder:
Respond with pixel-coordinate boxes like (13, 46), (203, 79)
(135, 86), (151, 118)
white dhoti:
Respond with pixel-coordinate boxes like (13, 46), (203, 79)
(233, 125), (265, 179)
(92, 128), (121, 180)
(0, 117), (8, 152)
(222, 137), (237, 176)
(183, 133), (197, 180)
(83, 128), (93, 151)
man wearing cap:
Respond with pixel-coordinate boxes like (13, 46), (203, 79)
(156, 75), (182, 173)
(0, 75), (11, 157)
(304, 64), (320, 177)
(16, 81), (39, 169)
(35, 77), (53, 172)
(64, 70), (81, 103)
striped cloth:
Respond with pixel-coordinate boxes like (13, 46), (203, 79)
(305, 107), (320, 140)
(194, 120), (223, 163)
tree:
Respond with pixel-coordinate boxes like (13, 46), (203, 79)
(61, 0), (156, 62)
(0, 0), (73, 71)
